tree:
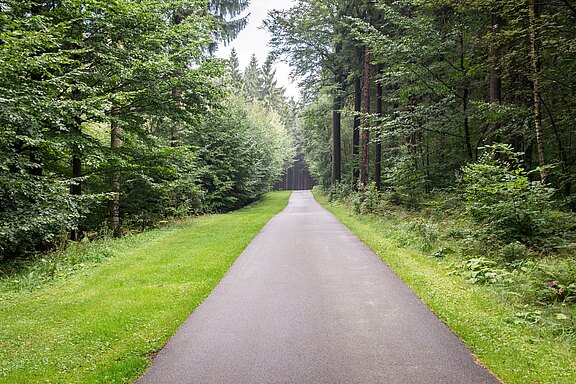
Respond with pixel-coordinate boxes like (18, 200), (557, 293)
(243, 54), (263, 101)
(228, 48), (243, 82)
(360, 44), (371, 188)
(261, 55), (286, 109)
(528, 0), (546, 184)
(208, 0), (250, 52)
(0, 0), (247, 256)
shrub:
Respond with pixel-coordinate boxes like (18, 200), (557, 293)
(449, 257), (514, 285)
(357, 183), (384, 215)
(0, 174), (91, 260)
(537, 259), (576, 303)
(500, 241), (527, 262)
(407, 220), (439, 252)
(328, 182), (352, 203)
(382, 147), (426, 207)
(462, 144), (573, 247)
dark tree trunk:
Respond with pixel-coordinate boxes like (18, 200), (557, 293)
(460, 34), (473, 162)
(353, 77), (361, 189)
(529, 0), (547, 184)
(360, 46), (371, 188)
(70, 135), (83, 241)
(375, 69), (383, 190)
(109, 117), (122, 238)
(332, 44), (343, 184)
(488, 12), (503, 145)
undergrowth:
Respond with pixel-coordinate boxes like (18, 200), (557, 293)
(324, 185), (576, 341)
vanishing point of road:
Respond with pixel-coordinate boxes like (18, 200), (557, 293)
(137, 191), (500, 384)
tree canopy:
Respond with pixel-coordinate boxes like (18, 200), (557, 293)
(0, 0), (294, 258)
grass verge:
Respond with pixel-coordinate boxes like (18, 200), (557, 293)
(0, 191), (291, 383)
(313, 189), (576, 384)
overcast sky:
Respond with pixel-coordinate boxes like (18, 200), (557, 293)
(215, 0), (299, 99)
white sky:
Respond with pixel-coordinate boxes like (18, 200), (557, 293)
(216, 0), (299, 99)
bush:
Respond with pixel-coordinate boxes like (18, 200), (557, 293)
(449, 257), (514, 286)
(500, 241), (527, 262)
(359, 183), (384, 214)
(508, 258), (576, 305)
(463, 144), (573, 247)
(537, 259), (576, 303)
(0, 174), (90, 260)
(382, 147), (426, 207)
(327, 181), (352, 203)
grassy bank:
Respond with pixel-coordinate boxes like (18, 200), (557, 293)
(0, 191), (291, 383)
(313, 189), (575, 384)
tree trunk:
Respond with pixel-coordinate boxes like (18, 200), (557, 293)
(171, 11), (183, 148)
(109, 117), (122, 238)
(529, 0), (547, 184)
(332, 96), (342, 184)
(332, 44), (343, 184)
(70, 130), (82, 241)
(460, 34), (473, 162)
(488, 12), (503, 145)
(353, 76), (361, 190)
(375, 69), (383, 190)
(360, 45), (371, 188)
(171, 89), (182, 147)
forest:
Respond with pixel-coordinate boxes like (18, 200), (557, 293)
(2, 0), (576, 383)
(0, 0), (295, 259)
(268, 1), (576, 260)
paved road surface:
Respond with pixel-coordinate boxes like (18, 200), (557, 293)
(137, 191), (500, 384)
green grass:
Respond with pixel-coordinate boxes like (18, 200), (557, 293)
(313, 189), (576, 384)
(0, 191), (291, 383)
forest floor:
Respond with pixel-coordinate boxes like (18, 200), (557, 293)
(313, 189), (576, 384)
(0, 191), (291, 384)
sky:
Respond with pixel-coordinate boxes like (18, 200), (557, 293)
(215, 0), (299, 99)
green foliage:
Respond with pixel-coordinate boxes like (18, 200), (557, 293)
(0, 241), (115, 292)
(282, 0), (576, 267)
(0, 171), (104, 259)
(119, 145), (204, 229)
(327, 182), (351, 203)
(510, 259), (576, 306)
(191, 96), (294, 211)
(299, 95), (333, 188)
(382, 147), (426, 207)
(1, 0), (292, 259)
(463, 144), (573, 247)
(500, 241), (527, 262)
(449, 257), (514, 286)
(359, 183), (384, 214)
(411, 220), (439, 252)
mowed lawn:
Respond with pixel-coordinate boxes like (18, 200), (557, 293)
(0, 191), (291, 383)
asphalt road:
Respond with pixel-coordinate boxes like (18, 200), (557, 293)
(137, 190), (500, 384)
